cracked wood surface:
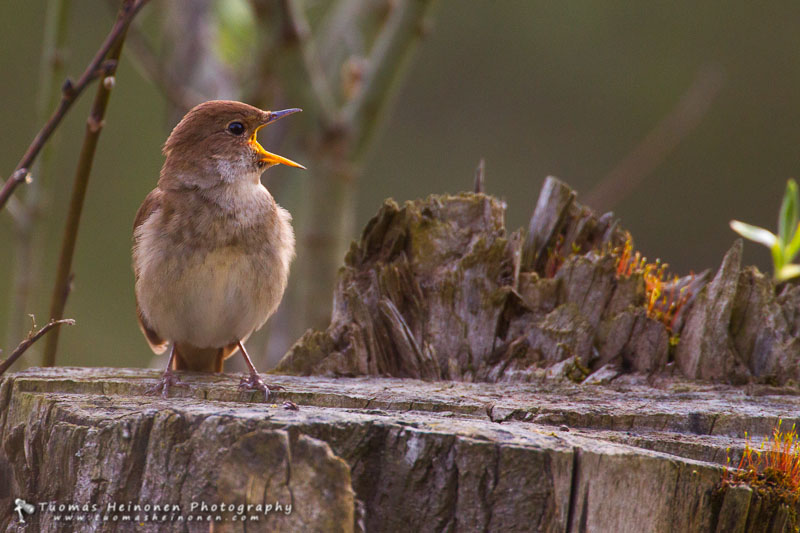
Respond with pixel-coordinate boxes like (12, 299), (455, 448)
(276, 178), (800, 387)
(2, 367), (799, 532)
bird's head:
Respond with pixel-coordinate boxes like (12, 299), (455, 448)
(161, 100), (304, 189)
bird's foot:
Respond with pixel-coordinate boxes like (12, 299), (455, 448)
(239, 372), (285, 401)
(147, 370), (189, 398)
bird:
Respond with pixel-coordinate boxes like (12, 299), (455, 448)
(132, 100), (304, 399)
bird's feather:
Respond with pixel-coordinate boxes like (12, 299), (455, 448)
(172, 342), (238, 372)
(133, 188), (168, 354)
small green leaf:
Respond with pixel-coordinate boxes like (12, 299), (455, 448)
(730, 220), (778, 248)
(785, 221), (800, 264)
(777, 263), (800, 281)
(772, 243), (785, 273)
(779, 179), (799, 246)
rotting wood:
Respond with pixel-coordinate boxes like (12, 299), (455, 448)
(277, 177), (800, 385)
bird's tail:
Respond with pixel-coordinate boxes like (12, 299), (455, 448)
(172, 343), (239, 372)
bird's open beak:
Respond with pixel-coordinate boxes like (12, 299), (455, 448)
(248, 108), (306, 169)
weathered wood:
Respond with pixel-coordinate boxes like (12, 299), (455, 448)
(675, 240), (747, 381)
(715, 485), (752, 533)
(521, 176), (577, 271)
(3, 368), (800, 532)
(4, 178), (800, 531)
(276, 177), (800, 385)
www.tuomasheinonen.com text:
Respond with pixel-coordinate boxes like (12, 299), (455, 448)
(36, 500), (293, 516)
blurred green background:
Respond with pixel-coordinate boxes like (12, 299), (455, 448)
(1, 1), (798, 370)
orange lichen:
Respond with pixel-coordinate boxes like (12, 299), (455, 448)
(613, 232), (690, 332)
(723, 420), (800, 508)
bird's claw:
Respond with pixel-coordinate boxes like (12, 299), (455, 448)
(239, 373), (284, 401)
(147, 371), (189, 398)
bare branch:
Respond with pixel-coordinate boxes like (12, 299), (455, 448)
(102, 0), (201, 113)
(42, 2), (136, 367)
(280, 0), (338, 123)
(0, 0), (150, 211)
(345, 0), (440, 160)
(0, 170), (32, 212)
(0, 170), (31, 215)
(584, 65), (726, 212)
(6, 0), (73, 349)
(317, 0), (371, 72)
(123, 19), (205, 114)
(0, 319), (75, 376)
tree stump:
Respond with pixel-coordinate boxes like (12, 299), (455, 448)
(3, 177), (799, 532)
(1, 368), (799, 532)
(277, 177), (800, 386)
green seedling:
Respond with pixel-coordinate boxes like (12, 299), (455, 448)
(730, 179), (800, 281)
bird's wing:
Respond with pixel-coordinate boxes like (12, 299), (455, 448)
(133, 187), (163, 239)
(133, 188), (169, 354)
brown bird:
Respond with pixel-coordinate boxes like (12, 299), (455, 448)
(132, 100), (304, 399)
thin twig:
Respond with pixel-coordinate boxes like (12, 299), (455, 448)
(243, 0), (277, 107)
(474, 158), (485, 193)
(7, 0), (73, 349)
(123, 16), (204, 113)
(341, 0), (407, 123)
(318, 0), (369, 66)
(42, 1), (136, 367)
(0, 0), (149, 211)
(250, 0), (441, 357)
(0, 319), (75, 376)
(280, 0), (338, 123)
(348, 0), (440, 160)
(584, 64), (726, 212)
(161, 0), (236, 124)
(342, 0), (436, 120)
(102, 0), (202, 112)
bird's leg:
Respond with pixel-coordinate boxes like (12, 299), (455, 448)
(237, 340), (284, 401)
(147, 344), (189, 398)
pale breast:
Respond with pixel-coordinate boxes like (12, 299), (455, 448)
(134, 183), (295, 348)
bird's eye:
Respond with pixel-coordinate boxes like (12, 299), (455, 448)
(227, 122), (245, 136)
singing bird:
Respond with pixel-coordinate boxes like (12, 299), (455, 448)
(132, 100), (304, 399)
